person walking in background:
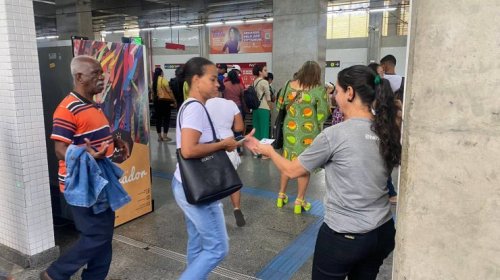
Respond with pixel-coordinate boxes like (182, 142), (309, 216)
(265, 72), (276, 102)
(206, 96), (246, 227)
(223, 70), (245, 118)
(251, 64), (272, 143)
(368, 62), (385, 78)
(169, 66), (186, 107)
(152, 68), (177, 142)
(274, 61), (330, 214)
(41, 55), (130, 280)
(224, 69), (246, 154)
(380, 54), (404, 100)
(172, 57), (240, 279)
(252, 65), (401, 279)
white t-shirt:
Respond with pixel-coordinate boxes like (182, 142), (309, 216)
(384, 74), (403, 93)
(174, 98), (220, 182)
(206, 97), (242, 169)
(206, 97), (241, 139)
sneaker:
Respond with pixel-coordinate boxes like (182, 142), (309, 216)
(233, 209), (246, 227)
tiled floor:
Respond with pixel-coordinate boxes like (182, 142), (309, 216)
(0, 130), (397, 280)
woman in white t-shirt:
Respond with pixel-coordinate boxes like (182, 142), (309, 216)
(172, 57), (240, 279)
(206, 97), (246, 227)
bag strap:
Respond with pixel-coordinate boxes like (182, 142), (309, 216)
(277, 80), (291, 110)
(254, 79), (266, 101)
(177, 100), (218, 142)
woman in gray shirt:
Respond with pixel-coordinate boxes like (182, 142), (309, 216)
(252, 65), (402, 279)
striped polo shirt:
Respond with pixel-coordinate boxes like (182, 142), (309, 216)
(51, 92), (114, 192)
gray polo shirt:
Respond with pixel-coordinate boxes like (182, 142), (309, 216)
(298, 118), (392, 233)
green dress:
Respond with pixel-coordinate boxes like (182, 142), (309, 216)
(276, 83), (330, 161)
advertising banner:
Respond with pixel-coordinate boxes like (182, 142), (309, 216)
(218, 62), (266, 87)
(210, 23), (273, 54)
(73, 40), (153, 226)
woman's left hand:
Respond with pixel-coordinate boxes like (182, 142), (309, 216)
(221, 137), (238, 152)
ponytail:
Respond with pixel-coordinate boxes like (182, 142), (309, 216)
(337, 65), (401, 172)
(372, 78), (401, 171)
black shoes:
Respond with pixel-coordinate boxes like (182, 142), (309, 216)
(233, 209), (246, 227)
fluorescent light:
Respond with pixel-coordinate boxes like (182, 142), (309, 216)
(126, 28), (140, 33)
(245, 19), (265, 23)
(208, 0), (260, 8)
(266, 17), (273, 22)
(226, 20), (244, 25)
(189, 24), (204, 28)
(34, 0), (55, 5)
(36, 35), (59, 40)
(205, 22), (223, 26)
(100, 31), (112, 35)
(141, 27), (156, 31)
(113, 30), (125, 33)
(171, 25), (187, 29)
(328, 9), (368, 15)
(155, 26), (171, 30)
(369, 7), (397, 13)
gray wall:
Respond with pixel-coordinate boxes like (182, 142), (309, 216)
(394, 0), (500, 279)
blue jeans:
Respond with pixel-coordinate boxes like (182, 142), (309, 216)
(171, 177), (229, 280)
(47, 206), (115, 280)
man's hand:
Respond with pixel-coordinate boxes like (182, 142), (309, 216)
(114, 138), (130, 159)
(84, 138), (110, 159)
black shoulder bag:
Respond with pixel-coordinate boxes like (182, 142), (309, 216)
(272, 80), (292, 149)
(176, 100), (243, 204)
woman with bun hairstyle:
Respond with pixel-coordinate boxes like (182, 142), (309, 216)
(251, 65), (401, 279)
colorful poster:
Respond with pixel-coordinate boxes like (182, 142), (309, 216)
(210, 23), (273, 54)
(221, 62), (267, 87)
(73, 40), (153, 226)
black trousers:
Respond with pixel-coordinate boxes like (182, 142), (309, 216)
(155, 100), (173, 134)
(312, 219), (395, 280)
(47, 206), (115, 280)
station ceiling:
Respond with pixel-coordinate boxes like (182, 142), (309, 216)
(34, 0), (274, 36)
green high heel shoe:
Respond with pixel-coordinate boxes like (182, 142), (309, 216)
(276, 192), (288, 208)
(294, 198), (311, 214)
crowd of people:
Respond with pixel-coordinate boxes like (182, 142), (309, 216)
(41, 54), (404, 280)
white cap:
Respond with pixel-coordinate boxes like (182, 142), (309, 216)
(230, 64), (241, 72)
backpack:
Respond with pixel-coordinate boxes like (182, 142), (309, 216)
(243, 79), (264, 110)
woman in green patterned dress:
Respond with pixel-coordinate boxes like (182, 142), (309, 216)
(275, 61), (330, 214)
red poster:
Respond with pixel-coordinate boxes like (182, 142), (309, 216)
(210, 23), (273, 54)
(221, 62), (266, 87)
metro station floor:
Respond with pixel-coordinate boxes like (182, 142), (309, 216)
(1, 130), (396, 280)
